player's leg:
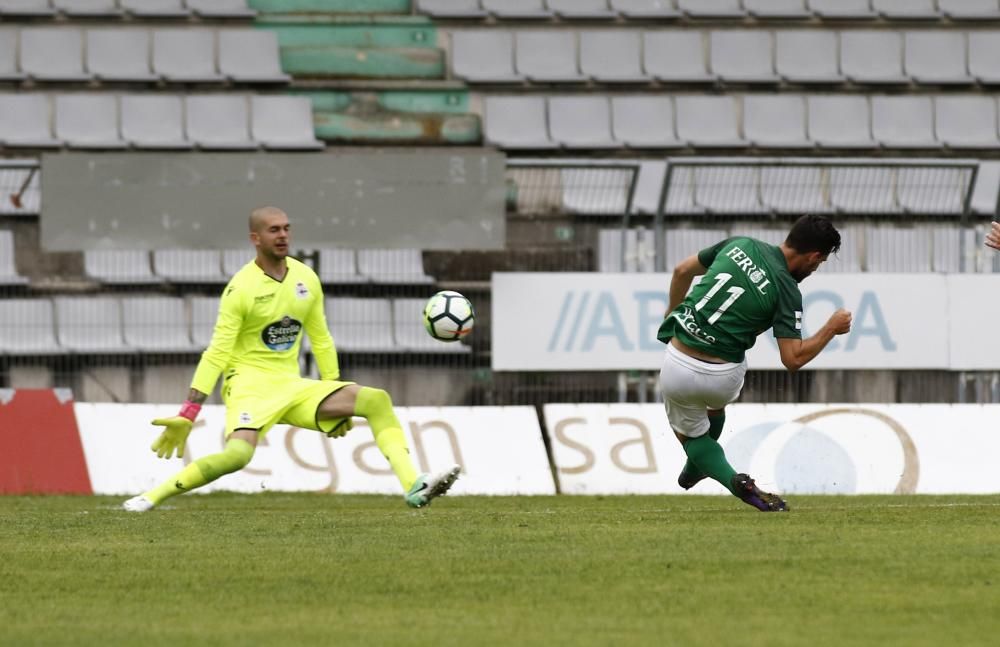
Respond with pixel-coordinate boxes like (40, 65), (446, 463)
(123, 429), (257, 511)
(313, 384), (460, 507)
(677, 407), (726, 490)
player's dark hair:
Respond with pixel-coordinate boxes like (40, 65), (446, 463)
(785, 214), (841, 255)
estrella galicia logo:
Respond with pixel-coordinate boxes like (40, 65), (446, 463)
(261, 315), (302, 351)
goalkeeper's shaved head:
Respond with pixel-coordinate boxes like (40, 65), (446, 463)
(249, 206), (287, 233)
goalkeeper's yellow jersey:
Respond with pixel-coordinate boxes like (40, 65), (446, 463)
(190, 256), (339, 395)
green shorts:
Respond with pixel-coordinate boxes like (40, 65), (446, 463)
(221, 370), (355, 439)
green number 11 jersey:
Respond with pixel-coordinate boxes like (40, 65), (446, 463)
(657, 237), (803, 363)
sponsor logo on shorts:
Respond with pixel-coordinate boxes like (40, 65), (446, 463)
(261, 315), (302, 351)
(239, 412), (252, 425)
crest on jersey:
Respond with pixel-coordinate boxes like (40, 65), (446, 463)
(295, 282), (309, 299)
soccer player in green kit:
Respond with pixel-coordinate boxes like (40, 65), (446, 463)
(657, 214), (852, 512)
(123, 206), (460, 511)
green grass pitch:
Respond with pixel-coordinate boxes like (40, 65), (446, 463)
(2, 494), (999, 646)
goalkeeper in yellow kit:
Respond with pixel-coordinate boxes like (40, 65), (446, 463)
(123, 206), (460, 511)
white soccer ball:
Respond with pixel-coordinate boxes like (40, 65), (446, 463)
(423, 290), (475, 342)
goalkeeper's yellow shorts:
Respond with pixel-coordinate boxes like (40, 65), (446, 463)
(221, 370), (355, 438)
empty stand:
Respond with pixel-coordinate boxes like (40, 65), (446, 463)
(418, 0), (487, 18)
(0, 94), (60, 147)
(357, 249), (434, 284)
(597, 229), (624, 272)
(482, 0), (550, 18)
(251, 96), (323, 150)
(931, 225), (962, 273)
(710, 31), (779, 83)
(54, 296), (127, 353)
(0, 299), (58, 355)
(152, 249), (225, 282)
(743, 95), (811, 148)
(86, 30), (157, 82)
(825, 224), (863, 273)
(218, 30), (290, 84)
(559, 167), (634, 214)
(0, 0), (56, 16)
(940, 0), (1000, 20)
(677, 0), (743, 18)
(54, 0), (120, 17)
(84, 250), (159, 284)
(0, 229), (28, 285)
(548, 0), (616, 18)
(611, 0), (680, 18)
(759, 167), (828, 213)
(189, 295), (219, 349)
(55, 94), (127, 149)
(153, 30), (223, 83)
(611, 96), (683, 148)
(840, 31), (907, 84)
(935, 96), (1000, 149)
(121, 95), (191, 149)
(808, 0), (876, 18)
(393, 299), (469, 352)
(968, 32), (1000, 84)
(20, 28), (89, 81)
(0, 29), (25, 82)
(120, 0), (189, 18)
(775, 30), (843, 83)
(730, 224), (786, 246)
(515, 31), (583, 82)
(663, 228), (721, 272)
(484, 96), (555, 149)
(897, 167), (971, 214)
(744, 0), (810, 18)
(450, 30), (520, 83)
(122, 297), (195, 352)
(872, 96), (937, 148)
(317, 248), (366, 284)
(904, 32), (972, 85)
(873, 0), (939, 19)
(325, 298), (395, 352)
(186, 95), (257, 150)
(580, 30), (646, 83)
(548, 96), (617, 149)
(692, 166), (763, 213)
(808, 96), (875, 149)
(866, 226), (932, 272)
(829, 167), (896, 213)
(675, 96), (747, 147)
(221, 249), (251, 276)
(643, 31), (712, 82)
(185, 0), (255, 18)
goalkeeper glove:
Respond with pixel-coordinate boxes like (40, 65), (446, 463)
(151, 400), (201, 459)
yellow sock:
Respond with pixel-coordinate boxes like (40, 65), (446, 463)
(355, 387), (418, 491)
(144, 438), (255, 505)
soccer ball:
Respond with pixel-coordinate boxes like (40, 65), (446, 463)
(423, 291), (475, 342)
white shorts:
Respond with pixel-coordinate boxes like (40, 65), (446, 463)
(658, 342), (747, 438)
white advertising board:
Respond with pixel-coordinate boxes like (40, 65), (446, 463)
(75, 404), (555, 496)
(493, 273), (958, 371)
(545, 403), (1000, 495)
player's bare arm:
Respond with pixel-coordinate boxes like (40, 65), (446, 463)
(776, 308), (852, 372)
(985, 222), (1000, 251)
(186, 388), (208, 405)
(667, 254), (708, 314)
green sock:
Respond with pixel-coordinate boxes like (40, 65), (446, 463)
(679, 413), (725, 483)
(354, 387), (418, 491)
(682, 434), (738, 495)
(144, 438), (255, 505)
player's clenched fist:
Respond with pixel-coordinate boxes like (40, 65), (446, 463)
(150, 416), (194, 459)
(985, 222), (1000, 251)
(828, 308), (852, 335)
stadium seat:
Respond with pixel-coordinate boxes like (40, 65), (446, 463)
(808, 96), (875, 149)
(417, 0), (488, 17)
(0, 0), (55, 16)
(630, 160), (668, 214)
(251, 96), (323, 151)
(185, 0), (255, 18)
(393, 299), (469, 353)
(611, 96), (683, 148)
(939, 0), (1000, 19)
(710, 31), (779, 83)
(55, 94), (128, 149)
(935, 96), (1000, 149)
(482, 0), (550, 18)
(325, 297), (395, 352)
(775, 30), (843, 83)
(744, 0), (810, 18)
(54, 297), (128, 353)
(898, 167), (971, 214)
(221, 249), (251, 276)
(548, 96), (618, 149)
(872, 96), (937, 148)
(0, 299), (59, 354)
(483, 96), (556, 149)
(829, 167), (896, 213)
(840, 31), (908, 84)
(0, 29), (25, 82)
(86, 30), (157, 82)
(693, 166), (764, 214)
(515, 31), (584, 82)
(450, 30), (521, 83)
(675, 96), (747, 148)
(84, 250), (159, 284)
(970, 161), (1000, 215)
(152, 249), (225, 282)
(53, 0), (120, 16)
(560, 167), (634, 215)
(122, 297), (195, 352)
(0, 229), (28, 285)
(662, 166), (704, 214)
(0, 94), (60, 148)
(20, 28), (90, 82)
(664, 228), (722, 271)
(548, 0), (616, 19)
(610, 0), (680, 18)
(121, 95), (192, 149)
(580, 31), (647, 83)
(357, 249), (434, 284)
(904, 32), (973, 85)
(121, 0), (190, 17)
(153, 30), (223, 83)
(218, 30), (290, 84)
(808, 0), (876, 18)
(866, 226), (932, 272)
(643, 31), (713, 83)
(872, 0), (939, 19)
(677, 0), (743, 18)
(968, 32), (1000, 84)
(316, 248), (366, 284)
(189, 296), (218, 349)
(743, 95), (812, 148)
(186, 95), (258, 150)
(759, 167), (829, 213)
